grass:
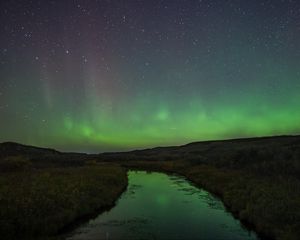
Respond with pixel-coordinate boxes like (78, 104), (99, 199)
(119, 160), (300, 240)
(0, 162), (127, 239)
(1, 136), (300, 240)
(107, 136), (300, 240)
(181, 165), (300, 240)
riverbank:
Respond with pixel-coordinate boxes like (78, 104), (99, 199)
(120, 160), (300, 240)
(0, 163), (127, 239)
(178, 165), (299, 240)
(67, 170), (259, 240)
(1, 159), (298, 240)
(1, 136), (300, 240)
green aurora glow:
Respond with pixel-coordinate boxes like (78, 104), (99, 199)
(1, 1), (300, 152)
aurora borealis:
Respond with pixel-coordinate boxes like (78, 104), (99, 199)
(1, 0), (300, 152)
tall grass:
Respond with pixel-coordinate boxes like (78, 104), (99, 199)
(0, 163), (127, 239)
(119, 160), (300, 240)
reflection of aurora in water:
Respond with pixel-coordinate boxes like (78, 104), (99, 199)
(67, 171), (259, 240)
(169, 174), (224, 209)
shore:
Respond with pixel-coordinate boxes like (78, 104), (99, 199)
(0, 163), (128, 239)
(1, 136), (300, 240)
(1, 160), (299, 240)
(120, 160), (300, 240)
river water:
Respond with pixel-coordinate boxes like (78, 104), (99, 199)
(67, 171), (259, 240)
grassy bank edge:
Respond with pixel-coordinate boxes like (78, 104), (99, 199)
(120, 161), (299, 240)
(0, 164), (128, 240)
(57, 171), (129, 240)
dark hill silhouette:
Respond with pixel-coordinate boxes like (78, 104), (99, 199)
(0, 142), (91, 168)
(99, 135), (300, 178)
(1, 135), (300, 239)
(1, 135), (300, 175)
(0, 142), (60, 157)
(2, 135), (299, 158)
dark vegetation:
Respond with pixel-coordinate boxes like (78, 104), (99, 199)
(0, 152), (127, 239)
(99, 135), (300, 240)
(1, 135), (300, 239)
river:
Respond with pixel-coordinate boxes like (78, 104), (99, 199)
(67, 171), (259, 240)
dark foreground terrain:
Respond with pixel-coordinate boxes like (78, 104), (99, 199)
(1, 135), (300, 239)
(0, 154), (127, 239)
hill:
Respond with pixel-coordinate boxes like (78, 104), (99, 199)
(99, 135), (300, 178)
(0, 142), (93, 168)
(1, 135), (300, 239)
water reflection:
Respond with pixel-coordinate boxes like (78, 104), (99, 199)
(67, 171), (259, 240)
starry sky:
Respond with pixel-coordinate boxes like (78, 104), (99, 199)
(1, 0), (300, 152)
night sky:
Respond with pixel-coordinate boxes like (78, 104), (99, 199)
(1, 0), (300, 152)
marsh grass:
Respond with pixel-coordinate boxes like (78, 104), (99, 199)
(1, 136), (300, 240)
(111, 136), (300, 240)
(182, 165), (300, 240)
(0, 163), (127, 239)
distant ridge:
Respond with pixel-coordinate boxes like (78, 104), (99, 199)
(1, 135), (300, 156)
(126, 134), (300, 153)
(0, 142), (60, 158)
(0, 142), (90, 168)
(182, 134), (300, 146)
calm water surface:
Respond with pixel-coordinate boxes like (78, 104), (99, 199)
(67, 171), (259, 240)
